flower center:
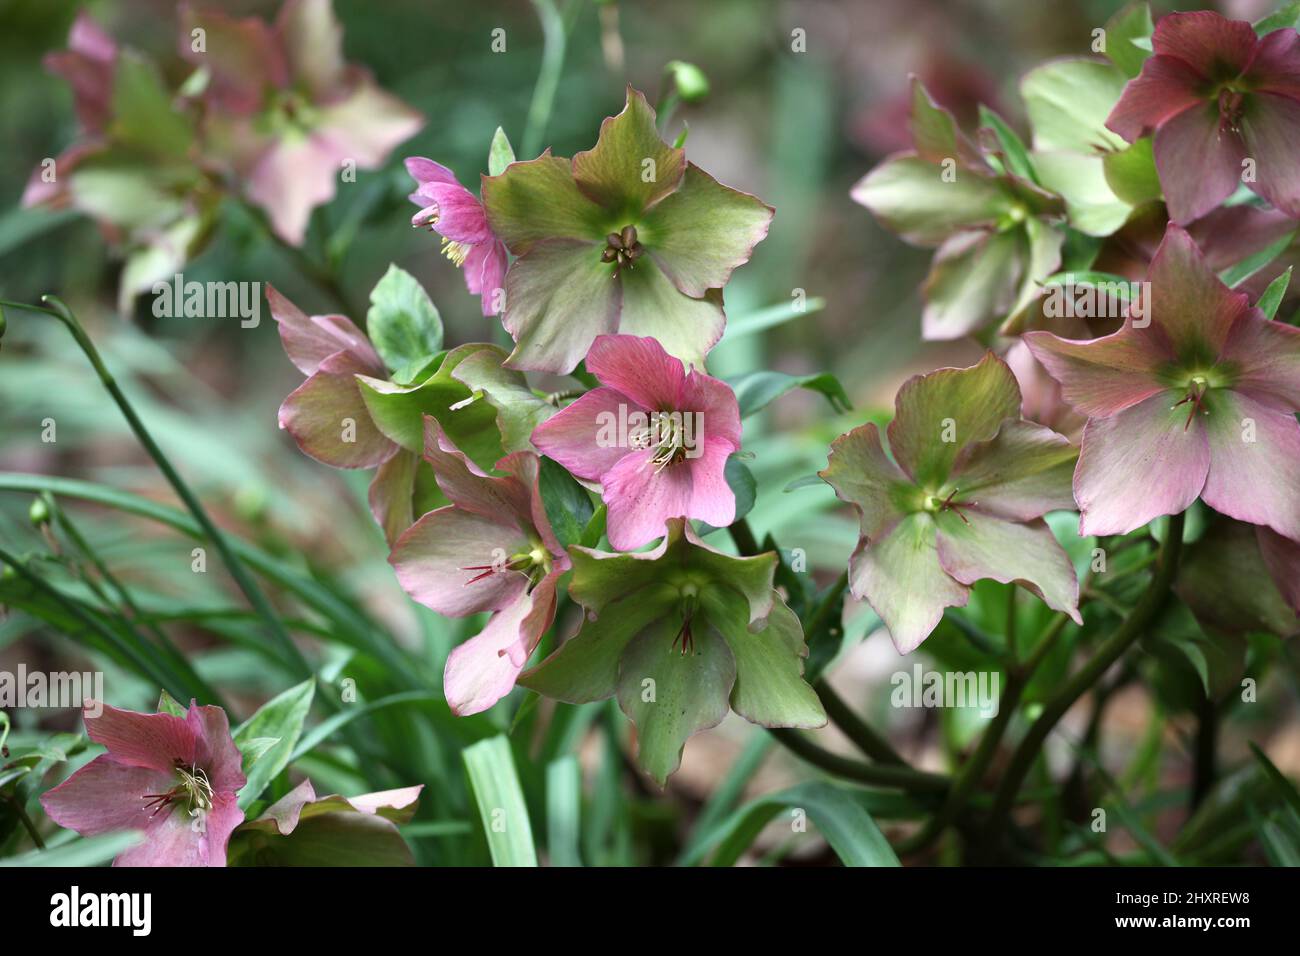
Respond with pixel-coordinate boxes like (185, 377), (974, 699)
(601, 225), (643, 276)
(459, 541), (550, 588)
(631, 411), (693, 472)
(1217, 88), (1246, 134)
(440, 236), (472, 266)
(923, 488), (973, 525)
(672, 583), (700, 656)
(1171, 374), (1212, 431)
(142, 759), (214, 819)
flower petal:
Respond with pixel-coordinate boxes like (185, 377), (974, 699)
(572, 87), (685, 217)
(186, 702), (245, 795)
(640, 164), (773, 297)
(1073, 391), (1210, 536)
(40, 756), (171, 835)
(850, 512), (970, 654)
(1238, 91), (1300, 218)
(275, 0), (345, 98)
(851, 153), (1012, 246)
(531, 387), (642, 481)
(1243, 27), (1300, 98)
(115, 791), (243, 867)
(685, 438), (737, 530)
(949, 420), (1077, 521)
(1023, 325), (1170, 417)
(311, 82), (423, 168)
(368, 450), (419, 547)
(1151, 11), (1256, 78)
(1201, 389), (1300, 540)
(279, 352), (399, 469)
(820, 422), (911, 540)
(245, 136), (341, 245)
(614, 261), (725, 372)
(501, 239), (621, 374)
(267, 283), (380, 376)
(1148, 223), (1252, 358)
(935, 512), (1081, 622)
(84, 702), (198, 772)
(1106, 54), (1207, 142)
(1220, 310), (1300, 409)
(481, 152), (609, 254)
(413, 180), (492, 244)
(405, 156), (458, 188)
(887, 352), (1022, 488)
(601, 447), (695, 550)
(1258, 525), (1300, 615)
(179, 5), (286, 114)
(921, 229), (1024, 340)
(1177, 518), (1300, 636)
(1152, 102), (1245, 225)
(585, 334), (687, 409)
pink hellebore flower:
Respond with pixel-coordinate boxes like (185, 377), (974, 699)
(531, 335), (741, 551)
(406, 158), (509, 317)
(1106, 11), (1300, 224)
(389, 418), (570, 716)
(181, 0), (423, 244)
(1026, 224), (1300, 540)
(41, 701), (245, 867)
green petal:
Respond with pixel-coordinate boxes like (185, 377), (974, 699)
(572, 87), (686, 219)
(641, 163), (773, 297)
(706, 589), (826, 729)
(448, 343), (553, 453)
(921, 228), (1024, 340)
(911, 77), (985, 166)
(616, 616), (736, 786)
(1030, 150), (1131, 237)
(616, 258), (725, 371)
(948, 420), (1078, 521)
(851, 155), (1013, 246)
(1020, 58), (1127, 154)
(365, 264), (444, 377)
(480, 152), (609, 254)
(518, 585), (675, 703)
(820, 422), (912, 540)
(888, 351), (1022, 488)
(502, 239), (621, 374)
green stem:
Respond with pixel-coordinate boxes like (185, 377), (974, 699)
(768, 728), (949, 794)
(6, 794), (45, 850)
(7, 298), (309, 679)
(727, 516), (761, 557)
(987, 512), (1185, 839)
(814, 679), (904, 765)
(521, 0), (570, 159)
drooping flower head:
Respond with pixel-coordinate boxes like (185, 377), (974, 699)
(1176, 516), (1300, 638)
(406, 157), (508, 317)
(520, 518), (825, 785)
(852, 78), (1065, 339)
(480, 87), (773, 372)
(820, 353), (1082, 653)
(41, 701), (245, 867)
(1025, 224), (1300, 540)
(531, 335), (741, 550)
(1106, 11), (1300, 224)
(181, 0), (422, 243)
(389, 418), (570, 716)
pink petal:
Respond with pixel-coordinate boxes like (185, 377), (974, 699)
(44, 12), (116, 133)
(1238, 91), (1300, 218)
(185, 702), (245, 795)
(278, 352), (400, 469)
(1258, 525), (1300, 613)
(246, 137), (341, 245)
(531, 387), (645, 481)
(267, 283), (381, 376)
(84, 703), (199, 773)
(40, 756), (172, 835)
(470, 239), (508, 315)
(444, 573), (559, 716)
(1153, 102), (1246, 224)
(820, 422), (910, 540)
(310, 82), (423, 168)
(388, 505), (530, 617)
(1074, 391), (1211, 536)
(368, 450), (418, 547)
(1147, 224), (1252, 355)
(257, 779), (318, 834)
(1220, 310), (1300, 410)
(681, 369), (742, 449)
(586, 335), (687, 410)
(1106, 55), (1207, 142)
(602, 448), (694, 550)
(405, 156), (459, 187)
(1023, 326), (1168, 417)
(414, 181), (493, 244)
(115, 792), (243, 867)
(1202, 389), (1300, 541)
(275, 0), (346, 98)
(685, 438), (736, 529)
(1243, 27), (1300, 98)
(1150, 11), (1257, 78)
(421, 417), (532, 523)
(346, 784), (424, 820)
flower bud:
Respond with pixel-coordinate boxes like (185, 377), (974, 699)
(666, 61), (709, 102)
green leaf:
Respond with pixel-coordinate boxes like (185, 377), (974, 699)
(726, 295), (827, 340)
(978, 106), (1036, 184)
(156, 689), (188, 717)
(449, 343), (553, 452)
(366, 264), (444, 376)
(730, 370), (851, 418)
(1255, 2), (1300, 36)
(463, 736), (538, 866)
(1258, 267), (1292, 319)
(1104, 2), (1155, 77)
(1102, 138), (1161, 206)
(538, 455), (594, 548)
(233, 679), (315, 809)
(546, 754), (583, 866)
(686, 781), (900, 867)
(488, 126), (517, 177)
(1250, 743), (1300, 819)
(0, 831), (144, 867)
(1222, 231), (1297, 287)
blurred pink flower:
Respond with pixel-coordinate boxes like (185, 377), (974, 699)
(531, 335), (741, 550)
(41, 701), (245, 867)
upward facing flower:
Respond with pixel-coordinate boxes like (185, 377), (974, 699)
(821, 353), (1081, 653)
(480, 87), (773, 373)
(41, 701), (245, 867)
(406, 158), (509, 317)
(1107, 11), (1300, 224)
(520, 518), (825, 785)
(1026, 224), (1300, 540)
(182, 0), (422, 243)
(531, 335), (741, 550)
(389, 418), (570, 716)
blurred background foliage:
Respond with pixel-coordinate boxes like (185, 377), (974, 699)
(1, 0), (1298, 866)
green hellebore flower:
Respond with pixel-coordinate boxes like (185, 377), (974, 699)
(519, 518), (825, 785)
(480, 86), (774, 374)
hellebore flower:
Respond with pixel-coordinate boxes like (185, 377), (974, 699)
(228, 779), (422, 866)
(406, 157), (508, 317)
(1025, 224), (1300, 540)
(389, 418), (570, 716)
(479, 86), (773, 373)
(1106, 10), (1300, 224)
(23, 13), (216, 312)
(1176, 517), (1300, 638)
(519, 518), (825, 785)
(181, 0), (422, 244)
(531, 334), (740, 550)
(852, 77), (1065, 339)
(41, 700), (245, 867)
(820, 353), (1082, 654)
